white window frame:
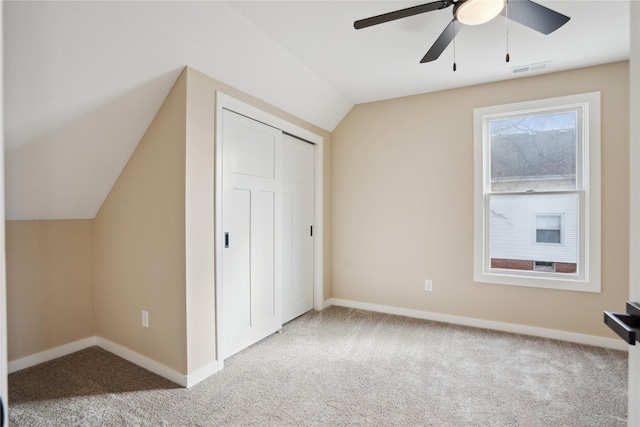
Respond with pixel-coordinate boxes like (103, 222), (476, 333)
(473, 92), (601, 293)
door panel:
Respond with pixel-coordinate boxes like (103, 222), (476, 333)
(252, 190), (276, 321)
(226, 188), (251, 334)
(281, 192), (294, 316)
(281, 135), (314, 323)
(222, 110), (282, 359)
(232, 126), (275, 179)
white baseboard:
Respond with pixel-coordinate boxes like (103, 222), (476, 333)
(8, 335), (221, 388)
(95, 337), (188, 387)
(8, 336), (97, 373)
(9, 301), (624, 385)
(185, 361), (221, 388)
(95, 337), (221, 388)
(325, 298), (628, 351)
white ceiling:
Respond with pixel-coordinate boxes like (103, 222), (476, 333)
(229, 0), (629, 103)
(3, 1), (630, 220)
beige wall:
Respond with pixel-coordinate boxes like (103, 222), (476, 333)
(331, 61), (629, 339)
(93, 70), (188, 372)
(6, 220), (94, 361)
(90, 66), (332, 376)
(6, 65), (332, 375)
(3, 61), (629, 375)
(183, 68), (216, 373)
(5, 61), (628, 374)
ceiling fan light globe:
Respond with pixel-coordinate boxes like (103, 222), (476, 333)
(455, 0), (505, 26)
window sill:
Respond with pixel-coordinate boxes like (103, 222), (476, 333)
(474, 270), (601, 293)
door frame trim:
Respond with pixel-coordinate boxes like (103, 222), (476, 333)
(628, 2), (640, 424)
(214, 92), (324, 365)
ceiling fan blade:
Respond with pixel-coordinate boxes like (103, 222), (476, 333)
(420, 19), (463, 63)
(502, 0), (570, 35)
(354, 1), (453, 30)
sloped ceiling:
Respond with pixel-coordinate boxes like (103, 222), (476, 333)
(3, 1), (630, 220)
(3, 1), (352, 220)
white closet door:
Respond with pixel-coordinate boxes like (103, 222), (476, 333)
(281, 134), (314, 323)
(221, 110), (315, 358)
(221, 110), (282, 359)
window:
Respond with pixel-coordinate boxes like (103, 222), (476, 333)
(535, 215), (562, 244)
(534, 261), (555, 272)
(474, 92), (601, 292)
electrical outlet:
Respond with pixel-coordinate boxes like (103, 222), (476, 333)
(142, 310), (149, 328)
(424, 280), (433, 292)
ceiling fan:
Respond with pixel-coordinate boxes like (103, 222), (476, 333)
(354, 0), (570, 64)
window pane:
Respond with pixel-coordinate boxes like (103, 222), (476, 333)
(490, 111), (577, 192)
(536, 229), (561, 244)
(536, 215), (561, 230)
(489, 193), (578, 274)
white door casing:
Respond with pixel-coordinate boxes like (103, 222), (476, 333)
(628, 2), (639, 426)
(0, 0), (7, 421)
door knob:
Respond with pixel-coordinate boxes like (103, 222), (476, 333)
(604, 301), (640, 345)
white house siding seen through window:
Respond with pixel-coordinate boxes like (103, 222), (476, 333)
(490, 194), (577, 273)
(473, 92), (601, 292)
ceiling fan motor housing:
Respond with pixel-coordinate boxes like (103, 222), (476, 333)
(454, 0), (506, 26)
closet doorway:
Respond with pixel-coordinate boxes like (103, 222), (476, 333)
(216, 95), (322, 361)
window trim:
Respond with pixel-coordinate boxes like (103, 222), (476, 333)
(473, 92), (601, 293)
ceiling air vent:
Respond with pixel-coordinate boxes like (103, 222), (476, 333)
(511, 61), (550, 75)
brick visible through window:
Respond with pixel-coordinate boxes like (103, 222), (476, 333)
(491, 258), (576, 274)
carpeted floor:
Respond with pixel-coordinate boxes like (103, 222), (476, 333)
(8, 306), (628, 426)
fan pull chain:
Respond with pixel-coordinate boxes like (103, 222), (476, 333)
(453, 20), (457, 72)
(505, 0), (510, 63)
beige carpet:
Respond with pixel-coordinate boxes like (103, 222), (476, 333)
(8, 306), (628, 426)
